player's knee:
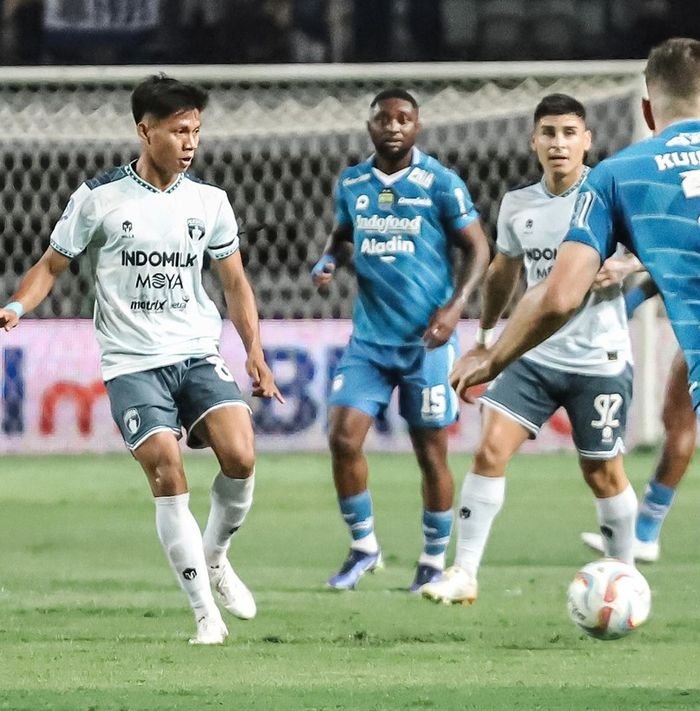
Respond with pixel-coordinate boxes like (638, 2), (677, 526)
(328, 427), (363, 460)
(473, 438), (509, 476)
(217, 440), (256, 478)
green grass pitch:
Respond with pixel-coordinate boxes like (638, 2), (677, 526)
(1, 451), (699, 710)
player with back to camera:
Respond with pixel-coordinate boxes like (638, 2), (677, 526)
(421, 93), (638, 606)
(0, 74), (283, 645)
(446, 39), (700, 566)
(312, 88), (490, 592)
(581, 277), (696, 563)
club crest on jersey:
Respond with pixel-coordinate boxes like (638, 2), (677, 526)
(524, 218), (534, 233)
(123, 408), (141, 435)
(187, 218), (206, 241)
(378, 189), (395, 211)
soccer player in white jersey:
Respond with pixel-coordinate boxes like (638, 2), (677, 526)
(421, 94), (637, 606)
(0, 75), (283, 644)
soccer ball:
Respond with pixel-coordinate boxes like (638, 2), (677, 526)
(567, 558), (651, 640)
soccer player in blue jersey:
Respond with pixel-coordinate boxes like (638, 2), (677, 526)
(582, 278), (696, 562)
(312, 88), (490, 592)
(448, 35), (700, 530)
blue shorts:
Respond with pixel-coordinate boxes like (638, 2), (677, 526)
(481, 357), (633, 459)
(105, 355), (249, 451)
(328, 335), (459, 428)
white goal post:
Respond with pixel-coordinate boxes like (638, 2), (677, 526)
(0, 60), (667, 447)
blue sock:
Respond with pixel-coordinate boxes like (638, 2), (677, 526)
(338, 490), (375, 543)
(636, 480), (676, 543)
(421, 509), (453, 564)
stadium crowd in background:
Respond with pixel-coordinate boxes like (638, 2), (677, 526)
(1, 0), (698, 66)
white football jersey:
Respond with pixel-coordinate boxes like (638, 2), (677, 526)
(50, 163), (239, 380)
(496, 169), (632, 375)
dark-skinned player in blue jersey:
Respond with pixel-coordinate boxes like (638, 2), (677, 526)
(312, 88), (490, 592)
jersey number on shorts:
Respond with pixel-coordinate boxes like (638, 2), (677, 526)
(591, 393), (622, 429)
(207, 355), (234, 382)
(421, 384), (447, 418)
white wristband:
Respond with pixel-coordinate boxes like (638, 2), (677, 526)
(475, 326), (495, 347)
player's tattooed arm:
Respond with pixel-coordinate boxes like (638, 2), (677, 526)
(423, 219), (490, 349)
(311, 223), (353, 290)
(1, 247), (71, 331)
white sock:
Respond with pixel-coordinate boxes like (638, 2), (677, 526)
(595, 483), (637, 564)
(351, 532), (379, 554)
(154, 493), (216, 617)
(454, 472), (506, 578)
(202, 471), (254, 567)
(418, 551), (446, 569)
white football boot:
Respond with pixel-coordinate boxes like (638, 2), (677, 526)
(420, 565), (478, 606)
(580, 531), (660, 563)
(189, 608), (228, 645)
(208, 559), (257, 619)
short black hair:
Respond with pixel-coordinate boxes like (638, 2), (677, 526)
(131, 73), (209, 123)
(370, 88), (419, 110)
(533, 93), (586, 124)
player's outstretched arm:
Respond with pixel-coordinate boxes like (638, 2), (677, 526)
(214, 252), (284, 403)
(449, 241), (601, 400)
(423, 220), (490, 348)
(311, 224), (353, 290)
(0, 247), (71, 332)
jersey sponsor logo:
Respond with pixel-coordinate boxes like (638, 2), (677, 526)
(130, 299), (166, 312)
(171, 299), (189, 311)
(680, 170), (700, 198)
(407, 167), (435, 189)
(654, 150), (700, 171)
(121, 250), (197, 268)
(355, 214), (422, 235)
(342, 173), (371, 187)
(187, 217), (206, 241)
(524, 218), (534, 233)
(135, 273), (184, 290)
(397, 196), (432, 207)
(360, 236), (415, 258)
(665, 132), (700, 147)
(355, 195), (369, 210)
(524, 247), (558, 261)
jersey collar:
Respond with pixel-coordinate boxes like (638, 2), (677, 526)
(540, 165), (590, 199)
(657, 118), (700, 140)
(370, 148), (422, 186)
(125, 161), (184, 194)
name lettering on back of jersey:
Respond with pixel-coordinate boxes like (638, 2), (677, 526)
(680, 170), (700, 198)
(665, 132), (700, 147)
(121, 250), (197, 268)
(355, 214), (422, 235)
(407, 167), (435, 190)
(654, 150), (700, 171)
(342, 173), (371, 187)
(397, 196), (432, 207)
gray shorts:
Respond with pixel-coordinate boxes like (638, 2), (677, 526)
(105, 355), (249, 451)
(480, 357), (633, 459)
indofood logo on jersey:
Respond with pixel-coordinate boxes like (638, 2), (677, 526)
(355, 215), (422, 235)
(121, 250), (197, 267)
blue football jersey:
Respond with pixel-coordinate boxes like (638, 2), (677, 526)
(565, 119), (700, 408)
(335, 148), (479, 345)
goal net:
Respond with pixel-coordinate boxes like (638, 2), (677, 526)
(0, 62), (646, 320)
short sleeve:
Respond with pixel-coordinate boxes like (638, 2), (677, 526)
(206, 195), (240, 260)
(437, 172), (479, 231)
(334, 179), (352, 227)
(564, 164), (618, 261)
(49, 183), (98, 258)
(495, 193), (523, 257)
